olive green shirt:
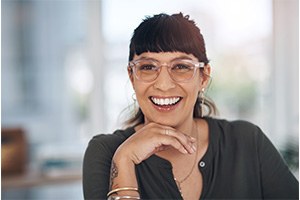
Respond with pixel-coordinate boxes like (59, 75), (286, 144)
(83, 117), (298, 199)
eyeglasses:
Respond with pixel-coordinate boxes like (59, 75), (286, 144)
(128, 59), (205, 82)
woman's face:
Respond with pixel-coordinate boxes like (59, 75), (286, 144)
(129, 52), (211, 127)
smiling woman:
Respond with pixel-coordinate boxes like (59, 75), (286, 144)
(125, 17), (218, 125)
(128, 51), (210, 128)
(83, 13), (298, 200)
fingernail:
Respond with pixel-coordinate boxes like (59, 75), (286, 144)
(183, 149), (188, 154)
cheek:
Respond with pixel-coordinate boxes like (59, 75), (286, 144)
(188, 83), (202, 104)
(133, 83), (149, 101)
(192, 77), (203, 94)
(182, 84), (200, 102)
(190, 89), (200, 105)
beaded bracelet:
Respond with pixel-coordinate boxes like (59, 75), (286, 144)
(107, 187), (139, 197)
(108, 195), (140, 200)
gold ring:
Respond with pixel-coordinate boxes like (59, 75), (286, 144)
(165, 129), (169, 135)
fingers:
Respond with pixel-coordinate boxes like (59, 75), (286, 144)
(160, 137), (190, 154)
(138, 123), (197, 155)
(162, 128), (197, 154)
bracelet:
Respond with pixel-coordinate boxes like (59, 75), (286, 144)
(108, 195), (140, 200)
(107, 187), (139, 197)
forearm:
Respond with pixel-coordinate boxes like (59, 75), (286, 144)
(109, 149), (139, 198)
(106, 123), (195, 199)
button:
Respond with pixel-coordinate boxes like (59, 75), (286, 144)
(199, 161), (205, 168)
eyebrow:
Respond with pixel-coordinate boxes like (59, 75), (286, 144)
(173, 55), (195, 60)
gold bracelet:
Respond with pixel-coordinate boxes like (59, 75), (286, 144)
(107, 187), (139, 197)
(107, 195), (140, 200)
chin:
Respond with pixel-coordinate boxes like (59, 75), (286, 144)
(145, 115), (182, 127)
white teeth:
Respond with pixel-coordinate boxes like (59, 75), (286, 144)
(165, 99), (170, 104)
(151, 97), (181, 106)
(159, 99), (164, 105)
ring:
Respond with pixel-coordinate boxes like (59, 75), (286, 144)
(165, 129), (169, 135)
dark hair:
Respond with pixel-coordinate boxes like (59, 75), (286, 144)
(125, 13), (217, 127)
(129, 13), (209, 64)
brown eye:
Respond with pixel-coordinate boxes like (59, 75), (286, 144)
(172, 63), (193, 72)
(138, 64), (157, 71)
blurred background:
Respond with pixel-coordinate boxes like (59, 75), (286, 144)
(2, 0), (298, 199)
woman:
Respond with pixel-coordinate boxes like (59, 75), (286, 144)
(83, 13), (298, 199)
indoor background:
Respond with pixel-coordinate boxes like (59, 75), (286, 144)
(2, 0), (298, 199)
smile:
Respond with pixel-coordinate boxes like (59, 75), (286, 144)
(150, 96), (182, 106)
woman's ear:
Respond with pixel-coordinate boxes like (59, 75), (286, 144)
(128, 66), (135, 87)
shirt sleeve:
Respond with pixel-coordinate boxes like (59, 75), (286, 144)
(82, 136), (114, 200)
(256, 127), (299, 199)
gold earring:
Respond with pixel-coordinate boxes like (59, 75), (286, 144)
(132, 93), (137, 101)
(200, 88), (205, 118)
(132, 93), (138, 114)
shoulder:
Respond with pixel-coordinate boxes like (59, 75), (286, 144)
(206, 117), (265, 145)
(209, 117), (261, 134)
(206, 117), (277, 161)
(86, 126), (135, 157)
(83, 127), (135, 199)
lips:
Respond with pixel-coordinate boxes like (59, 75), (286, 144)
(150, 96), (181, 105)
(149, 96), (182, 111)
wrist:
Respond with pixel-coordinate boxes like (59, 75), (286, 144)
(110, 148), (139, 191)
(113, 146), (137, 166)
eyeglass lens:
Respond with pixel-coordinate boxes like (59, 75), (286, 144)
(134, 60), (198, 82)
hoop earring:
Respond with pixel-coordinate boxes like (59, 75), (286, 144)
(200, 88), (205, 118)
(132, 93), (137, 101)
(132, 93), (138, 114)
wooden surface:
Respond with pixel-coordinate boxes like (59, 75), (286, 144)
(2, 169), (82, 189)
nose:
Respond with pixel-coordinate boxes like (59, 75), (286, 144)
(153, 66), (176, 91)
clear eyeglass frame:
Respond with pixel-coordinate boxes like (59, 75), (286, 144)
(128, 58), (205, 83)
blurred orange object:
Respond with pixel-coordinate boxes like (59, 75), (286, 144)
(2, 128), (27, 175)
